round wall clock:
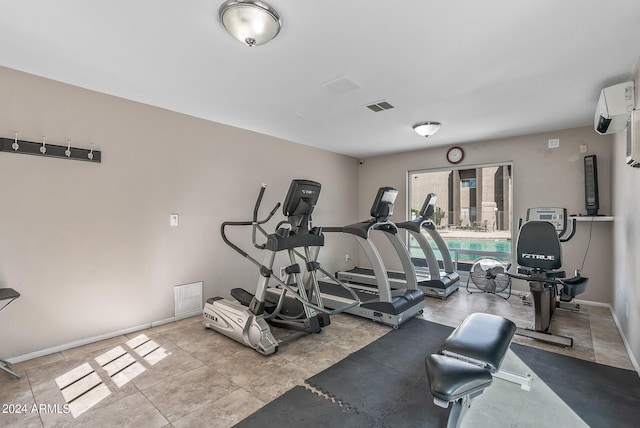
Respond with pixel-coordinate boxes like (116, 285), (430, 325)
(446, 146), (464, 164)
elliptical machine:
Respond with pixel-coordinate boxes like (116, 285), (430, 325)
(506, 207), (589, 347)
(203, 179), (360, 355)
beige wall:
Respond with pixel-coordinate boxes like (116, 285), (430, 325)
(2, 63), (635, 368)
(612, 65), (640, 369)
(0, 66), (360, 358)
(358, 126), (614, 304)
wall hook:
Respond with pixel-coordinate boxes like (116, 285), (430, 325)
(12, 132), (19, 151)
(1, 134), (100, 163)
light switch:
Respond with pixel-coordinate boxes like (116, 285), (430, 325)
(170, 214), (179, 227)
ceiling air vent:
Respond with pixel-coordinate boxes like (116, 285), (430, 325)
(366, 101), (395, 112)
(322, 76), (361, 94)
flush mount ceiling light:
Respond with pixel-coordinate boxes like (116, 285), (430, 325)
(413, 121), (441, 137)
(219, 0), (282, 47)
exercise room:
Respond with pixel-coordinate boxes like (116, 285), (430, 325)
(1, 1), (640, 427)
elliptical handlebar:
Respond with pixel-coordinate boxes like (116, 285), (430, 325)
(253, 183), (267, 224)
(252, 202), (281, 250)
(221, 184), (281, 260)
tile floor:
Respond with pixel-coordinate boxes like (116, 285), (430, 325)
(0, 288), (634, 428)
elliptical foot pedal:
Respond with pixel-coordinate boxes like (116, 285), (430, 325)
(231, 288), (277, 312)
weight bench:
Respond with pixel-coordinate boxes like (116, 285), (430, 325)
(1, 287), (20, 379)
(425, 313), (532, 428)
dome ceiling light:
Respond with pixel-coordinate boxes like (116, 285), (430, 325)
(219, 0), (282, 47)
(413, 122), (441, 137)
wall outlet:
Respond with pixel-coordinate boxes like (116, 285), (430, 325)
(548, 138), (560, 148)
(579, 144), (588, 154)
(345, 254), (351, 262)
(169, 214), (179, 227)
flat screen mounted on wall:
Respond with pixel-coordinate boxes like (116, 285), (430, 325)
(584, 155), (599, 216)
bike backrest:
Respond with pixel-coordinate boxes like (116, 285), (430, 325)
(516, 221), (562, 270)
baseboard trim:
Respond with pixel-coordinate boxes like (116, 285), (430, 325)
(573, 298), (609, 307)
(151, 309), (202, 327)
(608, 304), (640, 376)
(7, 310), (202, 364)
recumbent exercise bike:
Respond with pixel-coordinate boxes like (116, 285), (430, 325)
(507, 207), (589, 347)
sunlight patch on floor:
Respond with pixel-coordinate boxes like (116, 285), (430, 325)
(463, 350), (589, 428)
(55, 362), (112, 418)
(54, 334), (170, 418)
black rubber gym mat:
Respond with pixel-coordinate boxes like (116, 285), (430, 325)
(235, 317), (640, 427)
(305, 317), (451, 427)
(232, 385), (374, 428)
(510, 342), (640, 428)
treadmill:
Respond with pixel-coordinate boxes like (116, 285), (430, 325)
(337, 193), (460, 299)
(318, 186), (425, 328)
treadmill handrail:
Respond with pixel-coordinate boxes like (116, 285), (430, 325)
(396, 217), (434, 233)
(324, 220), (398, 240)
(403, 229), (441, 280)
(419, 223), (456, 273)
(322, 226), (344, 233)
(398, 218), (456, 275)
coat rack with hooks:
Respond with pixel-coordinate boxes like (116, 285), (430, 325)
(0, 133), (101, 163)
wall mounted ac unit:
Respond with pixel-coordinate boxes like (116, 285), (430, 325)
(594, 81), (635, 135)
(627, 109), (640, 168)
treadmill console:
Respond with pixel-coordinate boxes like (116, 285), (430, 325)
(526, 207), (567, 235)
(418, 193), (437, 220)
(370, 187), (398, 221)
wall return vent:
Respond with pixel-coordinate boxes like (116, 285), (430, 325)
(366, 101), (395, 112)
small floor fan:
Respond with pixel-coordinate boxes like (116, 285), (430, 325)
(466, 259), (512, 299)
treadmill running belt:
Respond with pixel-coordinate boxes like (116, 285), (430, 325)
(348, 266), (408, 280)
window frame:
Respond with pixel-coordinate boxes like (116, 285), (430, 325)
(406, 161), (513, 271)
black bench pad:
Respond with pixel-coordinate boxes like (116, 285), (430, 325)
(439, 313), (516, 372)
(425, 354), (493, 402)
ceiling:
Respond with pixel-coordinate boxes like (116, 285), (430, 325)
(1, 0), (640, 158)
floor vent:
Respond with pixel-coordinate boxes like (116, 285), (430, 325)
(174, 282), (203, 317)
(366, 101), (395, 112)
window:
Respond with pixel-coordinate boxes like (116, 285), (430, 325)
(460, 178), (476, 188)
(408, 163), (512, 270)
